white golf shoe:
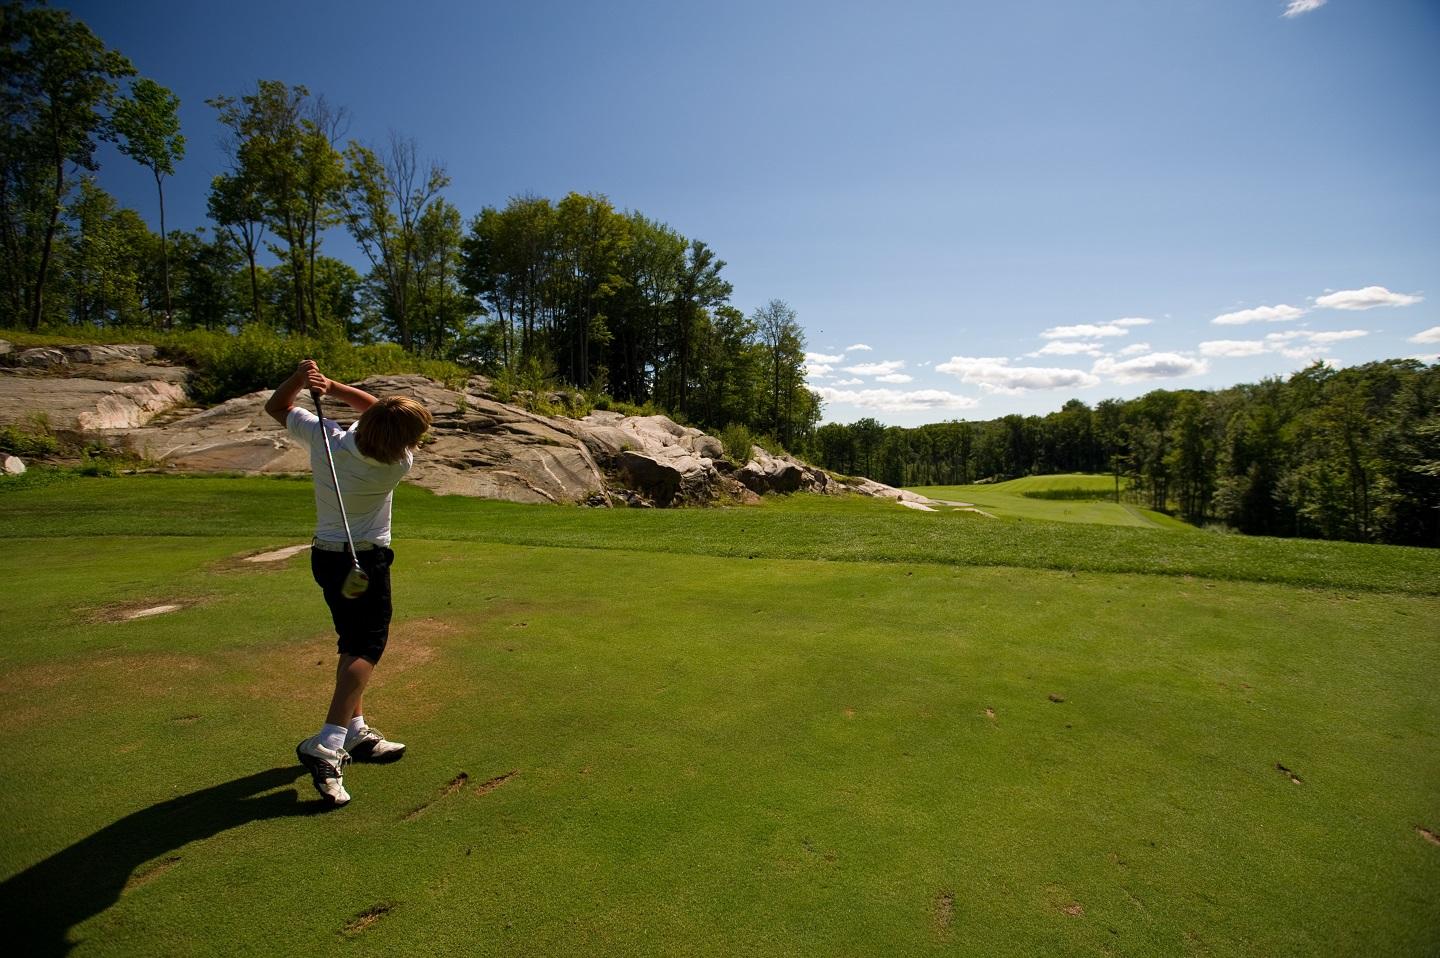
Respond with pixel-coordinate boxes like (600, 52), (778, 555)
(344, 725), (406, 763)
(296, 735), (351, 805)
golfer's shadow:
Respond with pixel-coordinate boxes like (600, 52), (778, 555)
(1, 765), (325, 956)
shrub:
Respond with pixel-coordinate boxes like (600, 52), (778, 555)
(161, 328), (468, 405)
(0, 415), (60, 457)
(719, 424), (758, 465)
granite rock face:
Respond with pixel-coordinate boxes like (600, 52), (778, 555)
(2, 345), (940, 509)
(0, 342), (189, 436)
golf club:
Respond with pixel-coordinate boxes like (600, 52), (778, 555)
(311, 389), (370, 599)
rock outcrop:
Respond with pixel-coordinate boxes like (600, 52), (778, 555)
(1, 341), (944, 510)
(0, 342), (188, 437)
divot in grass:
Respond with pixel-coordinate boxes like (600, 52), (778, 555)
(1416, 826), (1440, 847)
(1275, 763), (1303, 785)
(475, 770), (518, 796)
(123, 856), (180, 893)
(341, 902), (395, 936)
(403, 773), (469, 821)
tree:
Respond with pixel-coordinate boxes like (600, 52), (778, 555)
(1, 1), (135, 328)
(207, 81), (344, 334)
(206, 170), (265, 324)
(111, 77), (183, 326)
(342, 135), (448, 351)
(668, 239), (730, 415)
(65, 176), (151, 327)
(754, 299), (799, 438)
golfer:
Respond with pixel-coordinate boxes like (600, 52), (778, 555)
(265, 360), (433, 805)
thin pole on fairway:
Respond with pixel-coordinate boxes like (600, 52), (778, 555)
(311, 389), (370, 598)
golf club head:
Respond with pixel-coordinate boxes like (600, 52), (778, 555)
(341, 564), (370, 599)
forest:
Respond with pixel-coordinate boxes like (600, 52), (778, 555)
(2, 2), (1435, 545)
(812, 359), (1440, 546)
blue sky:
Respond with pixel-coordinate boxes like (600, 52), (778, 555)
(69, 0), (1440, 425)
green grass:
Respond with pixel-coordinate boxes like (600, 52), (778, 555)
(2, 476), (1438, 956)
(4, 474), (1436, 595)
(910, 474), (1187, 530)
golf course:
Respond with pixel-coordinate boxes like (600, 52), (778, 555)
(2, 472), (1437, 956)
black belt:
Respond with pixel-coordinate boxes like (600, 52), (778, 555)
(311, 537), (380, 552)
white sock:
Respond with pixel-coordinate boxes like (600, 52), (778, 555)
(347, 716), (367, 736)
(319, 723), (347, 752)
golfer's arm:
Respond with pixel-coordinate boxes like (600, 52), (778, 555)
(327, 382), (377, 414)
(264, 369), (308, 427)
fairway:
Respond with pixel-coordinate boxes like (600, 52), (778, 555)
(2, 477), (1439, 957)
(907, 475), (1190, 530)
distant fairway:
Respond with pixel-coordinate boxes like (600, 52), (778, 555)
(2, 475), (1438, 957)
(910, 474), (1194, 530)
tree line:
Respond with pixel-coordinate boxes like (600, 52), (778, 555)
(0, 2), (820, 447)
(812, 359), (1440, 546)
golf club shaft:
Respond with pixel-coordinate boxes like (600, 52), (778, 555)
(311, 389), (361, 560)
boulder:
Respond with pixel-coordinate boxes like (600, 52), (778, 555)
(3, 455), (23, 475)
(0, 346), (940, 510)
(0, 374), (187, 436)
(9, 343), (159, 370)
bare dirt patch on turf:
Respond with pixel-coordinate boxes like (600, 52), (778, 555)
(1417, 826), (1440, 846)
(933, 891), (955, 939)
(341, 902), (395, 936)
(241, 617), (458, 703)
(85, 598), (207, 624)
(123, 856), (181, 893)
(1044, 884), (1085, 918)
(242, 544), (310, 563)
(0, 652), (207, 733)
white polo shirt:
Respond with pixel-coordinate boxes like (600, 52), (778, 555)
(287, 406), (412, 546)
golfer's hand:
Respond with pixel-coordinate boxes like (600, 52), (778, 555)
(304, 367), (331, 395)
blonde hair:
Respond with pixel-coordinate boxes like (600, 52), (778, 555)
(355, 396), (432, 463)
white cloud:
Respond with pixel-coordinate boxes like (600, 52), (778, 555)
(805, 351), (845, 365)
(804, 362), (833, 379)
(1031, 340), (1106, 357)
(1199, 329), (1367, 360)
(1118, 342), (1151, 356)
(1409, 353), (1439, 364)
(874, 373), (913, 383)
(936, 356), (1100, 392)
(843, 360), (906, 376)
(845, 343), (872, 352)
(1212, 304), (1306, 325)
(1283, 0), (1326, 17)
(1040, 320), (1150, 339)
(1200, 339), (1269, 358)
(1409, 326), (1440, 344)
(1306, 329), (1368, 344)
(832, 377), (864, 386)
(1314, 286), (1423, 310)
(1092, 352), (1208, 383)
(815, 386), (979, 413)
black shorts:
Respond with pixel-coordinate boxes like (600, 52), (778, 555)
(311, 546), (394, 664)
